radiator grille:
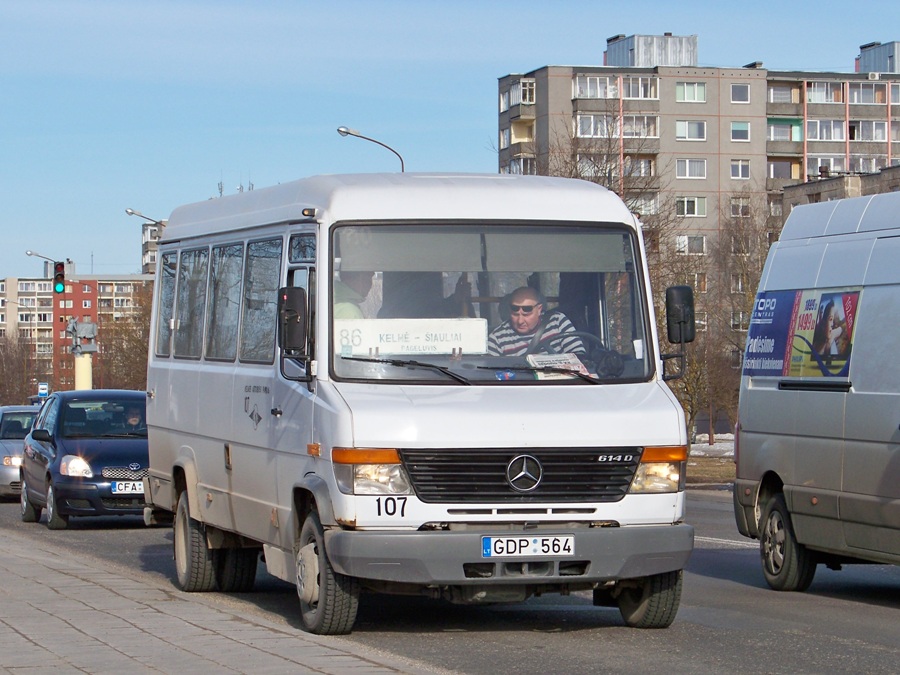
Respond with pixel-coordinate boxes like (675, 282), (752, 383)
(400, 448), (640, 504)
(101, 466), (149, 480)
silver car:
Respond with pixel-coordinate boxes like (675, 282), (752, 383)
(0, 405), (39, 498)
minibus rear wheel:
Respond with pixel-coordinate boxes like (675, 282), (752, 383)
(759, 493), (816, 591)
(174, 491), (216, 592)
(295, 511), (359, 635)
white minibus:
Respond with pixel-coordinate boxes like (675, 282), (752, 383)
(145, 173), (695, 633)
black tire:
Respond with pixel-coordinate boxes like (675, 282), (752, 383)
(617, 569), (683, 629)
(759, 493), (816, 591)
(173, 491), (216, 592)
(20, 481), (42, 523)
(45, 482), (69, 530)
(295, 511), (359, 635)
(215, 548), (259, 593)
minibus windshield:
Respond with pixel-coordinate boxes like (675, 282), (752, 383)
(331, 222), (652, 384)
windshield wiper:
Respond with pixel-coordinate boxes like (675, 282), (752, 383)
(477, 364), (601, 384)
(342, 356), (472, 385)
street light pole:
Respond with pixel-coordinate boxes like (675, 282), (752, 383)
(337, 126), (405, 172)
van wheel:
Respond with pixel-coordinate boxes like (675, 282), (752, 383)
(215, 548), (259, 593)
(20, 482), (42, 523)
(174, 491), (216, 592)
(760, 493), (816, 591)
(616, 569), (682, 628)
(295, 511), (359, 635)
(46, 482), (69, 530)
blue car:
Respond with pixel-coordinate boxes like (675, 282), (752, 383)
(20, 390), (149, 529)
(0, 405), (39, 498)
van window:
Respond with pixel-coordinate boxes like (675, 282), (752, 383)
(239, 238), (283, 363)
(330, 222), (650, 383)
(155, 252), (177, 357)
(174, 248), (209, 358)
(206, 243), (244, 361)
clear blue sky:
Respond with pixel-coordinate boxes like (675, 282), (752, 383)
(2, 0), (897, 278)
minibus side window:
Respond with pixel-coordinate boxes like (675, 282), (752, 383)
(239, 238), (283, 363)
(173, 248), (210, 359)
(155, 252), (177, 357)
(206, 243), (244, 361)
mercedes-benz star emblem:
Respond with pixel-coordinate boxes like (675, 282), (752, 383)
(506, 454), (543, 492)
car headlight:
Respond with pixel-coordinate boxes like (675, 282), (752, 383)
(60, 455), (93, 478)
(3, 456), (22, 467)
(332, 448), (412, 495)
(629, 446), (687, 494)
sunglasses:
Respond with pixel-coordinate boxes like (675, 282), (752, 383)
(510, 303), (539, 315)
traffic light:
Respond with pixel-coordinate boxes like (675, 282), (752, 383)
(53, 261), (66, 294)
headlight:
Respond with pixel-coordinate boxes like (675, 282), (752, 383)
(60, 455), (93, 478)
(628, 446), (687, 494)
(3, 456), (22, 467)
(332, 448), (412, 495)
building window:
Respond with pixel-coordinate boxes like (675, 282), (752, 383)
(676, 81), (706, 103)
(731, 121), (750, 141)
(769, 198), (783, 217)
(677, 158), (707, 179)
(18, 281), (36, 292)
(808, 155), (846, 175)
(807, 81), (843, 104)
(848, 82), (886, 104)
(59, 299), (73, 309)
(731, 348), (743, 368)
(630, 193), (659, 216)
(621, 76), (658, 99)
(767, 121), (794, 141)
(576, 113), (615, 138)
(622, 115), (658, 138)
(499, 128), (510, 149)
(499, 90), (509, 113)
(731, 311), (750, 331)
(82, 300), (92, 309)
(695, 311), (708, 332)
(731, 83), (750, 103)
(848, 120), (887, 141)
(82, 284), (93, 293)
(623, 156), (653, 177)
(642, 229), (660, 253)
(731, 198), (751, 218)
(574, 75), (617, 99)
(768, 84), (793, 103)
(849, 156), (886, 173)
(768, 159), (793, 179)
(507, 156), (536, 175)
(676, 119), (706, 141)
(732, 234), (751, 255)
(731, 159), (750, 179)
(521, 79), (535, 104)
(676, 196), (707, 217)
(807, 119), (845, 141)
(675, 235), (706, 255)
(685, 272), (707, 293)
(731, 274), (748, 294)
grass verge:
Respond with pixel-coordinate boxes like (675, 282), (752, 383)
(686, 456), (735, 485)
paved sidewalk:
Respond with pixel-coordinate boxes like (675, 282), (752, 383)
(0, 529), (447, 675)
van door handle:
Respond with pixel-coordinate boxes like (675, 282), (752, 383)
(271, 407), (283, 417)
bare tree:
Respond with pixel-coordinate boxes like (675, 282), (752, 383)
(0, 335), (34, 404)
(94, 282), (153, 391)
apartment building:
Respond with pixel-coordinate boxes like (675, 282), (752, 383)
(0, 261), (153, 395)
(498, 33), (900, 262)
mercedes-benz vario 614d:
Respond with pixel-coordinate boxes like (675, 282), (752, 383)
(735, 191), (900, 591)
(144, 173), (695, 634)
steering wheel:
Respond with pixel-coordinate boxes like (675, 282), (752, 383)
(528, 331), (624, 377)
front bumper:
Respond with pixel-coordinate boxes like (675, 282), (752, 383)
(325, 523), (693, 585)
(52, 479), (145, 517)
(0, 464), (21, 497)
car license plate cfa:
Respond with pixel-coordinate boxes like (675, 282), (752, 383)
(111, 481), (144, 494)
(481, 535), (574, 558)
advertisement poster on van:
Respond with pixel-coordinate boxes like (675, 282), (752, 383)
(742, 287), (861, 378)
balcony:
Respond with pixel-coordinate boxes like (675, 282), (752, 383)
(507, 103), (535, 121)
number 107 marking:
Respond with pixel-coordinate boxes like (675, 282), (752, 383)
(375, 496), (407, 517)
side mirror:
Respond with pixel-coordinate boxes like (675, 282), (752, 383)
(278, 287), (308, 353)
(31, 428), (53, 443)
(665, 285), (696, 344)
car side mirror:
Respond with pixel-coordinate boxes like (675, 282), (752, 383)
(665, 285), (695, 344)
(31, 428), (53, 443)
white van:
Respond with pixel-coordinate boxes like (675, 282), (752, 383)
(144, 173), (696, 634)
(735, 191), (900, 591)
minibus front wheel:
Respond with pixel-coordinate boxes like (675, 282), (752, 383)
(759, 493), (816, 592)
(295, 511), (360, 635)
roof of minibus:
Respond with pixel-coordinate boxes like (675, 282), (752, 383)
(162, 173), (636, 241)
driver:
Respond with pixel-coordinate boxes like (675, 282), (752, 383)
(487, 286), (585, 356)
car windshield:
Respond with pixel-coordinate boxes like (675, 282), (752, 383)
(329, 222), (652, 384)
(61, 400), (147, 438)
(0, 412), (37, 439)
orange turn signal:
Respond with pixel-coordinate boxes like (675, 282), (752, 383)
(332, 448), (401, 464)
(640, 445), (688, 462)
